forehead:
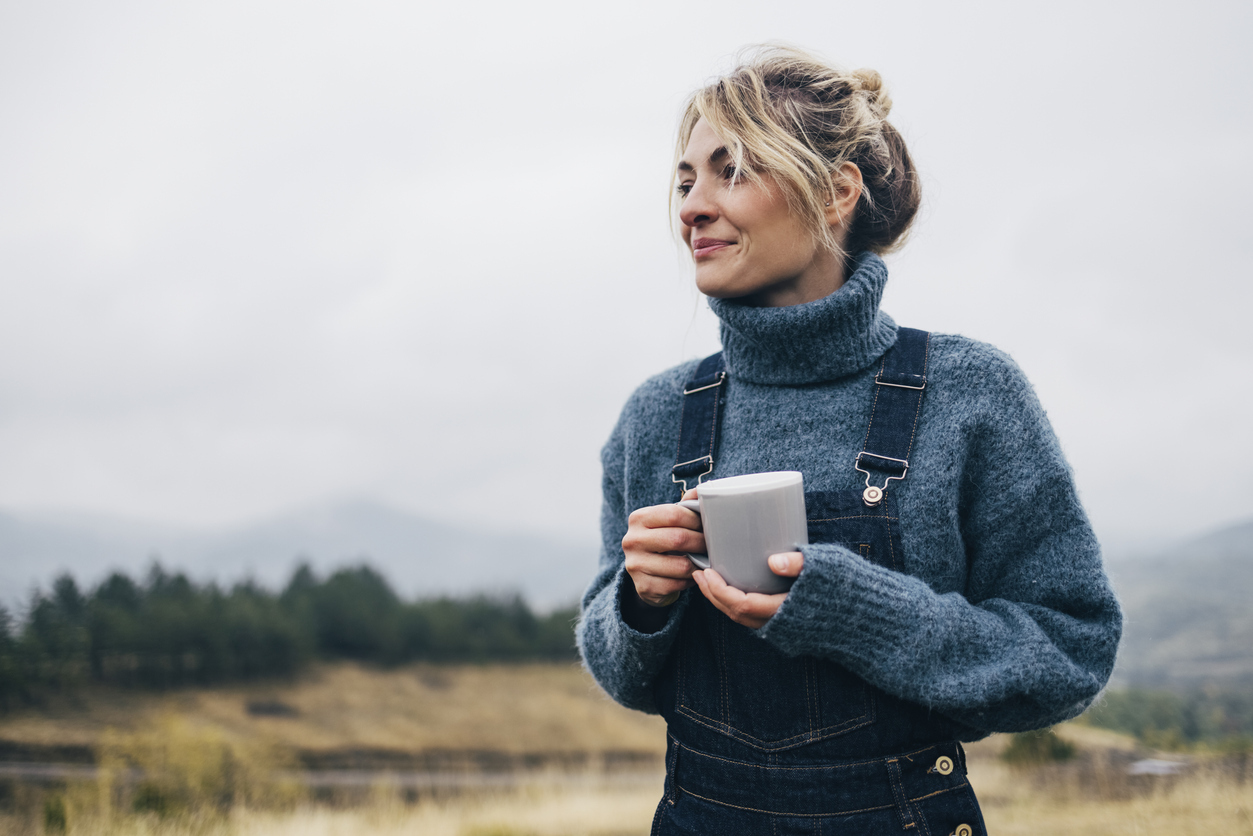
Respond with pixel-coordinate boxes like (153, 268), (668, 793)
(678, 119), (729, 171)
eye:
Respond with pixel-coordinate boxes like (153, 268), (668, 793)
(722, 163), (740, 182)
(676, 181), (693, 197)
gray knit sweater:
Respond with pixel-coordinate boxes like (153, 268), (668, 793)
(576, 252), (1122, 736)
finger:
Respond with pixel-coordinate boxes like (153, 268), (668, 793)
(767, 551), (804, 577)
(630, 571), (694, 602)
(693, 569), (761, 625)
(623, 526), (706, 560)
(639, 589), (682, 608)
(628, 503), (704, 532)
(695, 569), (787, 628)
(625, 552), (698, 581)
(681, 487), (699, 501)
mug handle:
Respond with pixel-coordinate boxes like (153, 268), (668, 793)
(676, 499), (712, 570)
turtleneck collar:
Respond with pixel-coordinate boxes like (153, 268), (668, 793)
(707, 251), (898, 385)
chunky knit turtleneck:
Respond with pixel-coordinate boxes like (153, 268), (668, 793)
(709, 251), (898, 385)
(577, 256), (1121, 740)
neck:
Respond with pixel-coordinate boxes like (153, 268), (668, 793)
(742, 250), (847, 308)
(708, 251), (898, 385)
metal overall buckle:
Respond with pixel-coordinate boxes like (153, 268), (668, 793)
(672, 456), (714, 498)
(854, 451), (909, 507)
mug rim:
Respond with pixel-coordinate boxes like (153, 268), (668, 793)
(698, 470), (803, 497)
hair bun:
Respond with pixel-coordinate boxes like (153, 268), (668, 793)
(852, 68), (892, 116)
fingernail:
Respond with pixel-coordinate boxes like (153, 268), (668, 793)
(769, 554), (789, 572)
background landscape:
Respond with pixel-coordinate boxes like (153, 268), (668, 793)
(1, 0), (1250, 832)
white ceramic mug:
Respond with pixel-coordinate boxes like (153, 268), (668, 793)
(678, 471), (808, 595)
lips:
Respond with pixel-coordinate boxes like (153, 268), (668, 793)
(692, 238), (734, 258)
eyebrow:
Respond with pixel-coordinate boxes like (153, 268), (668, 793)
(677, 145), (730, 174)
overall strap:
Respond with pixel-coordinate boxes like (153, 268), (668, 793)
(671, 352), (727, 498)
(855, 328), (930, 507)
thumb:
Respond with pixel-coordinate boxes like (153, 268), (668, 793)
(768, 551), (804, 577)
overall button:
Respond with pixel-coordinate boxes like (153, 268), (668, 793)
(934, 755), (954, 775)
(951, 825), (973, 836)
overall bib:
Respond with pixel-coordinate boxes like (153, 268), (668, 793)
(652, 329), (988, 836)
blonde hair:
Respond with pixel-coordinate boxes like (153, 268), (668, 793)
(674, 45), (921, 258)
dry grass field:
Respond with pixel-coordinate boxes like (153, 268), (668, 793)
(2, 663), (1251, 835)
(0, 662), (666, 758)
(7, 767), (1252, 836)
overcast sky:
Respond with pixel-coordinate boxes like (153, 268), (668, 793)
(1, 0), (1250, 557)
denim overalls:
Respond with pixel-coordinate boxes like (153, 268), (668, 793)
(652, 329), (987, 836)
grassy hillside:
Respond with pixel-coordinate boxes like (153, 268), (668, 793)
(1107, 518), (1253, 687)
(0, 662), (665, 763)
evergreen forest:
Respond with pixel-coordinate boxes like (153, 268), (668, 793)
(0, 564), (578, 707)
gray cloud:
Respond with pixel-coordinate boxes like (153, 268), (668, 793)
(0, 0), (1249, 560)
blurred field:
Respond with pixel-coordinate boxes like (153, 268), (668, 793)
(5, 760), (1251, 836)
(2, 663), (1251, 835)
(0, 662), (665, 760)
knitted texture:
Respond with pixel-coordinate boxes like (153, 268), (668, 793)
(576, 252), (1122, 734)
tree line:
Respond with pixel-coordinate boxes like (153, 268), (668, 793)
(0, 563), (578, 709)
(1082, 685), (1253, 750)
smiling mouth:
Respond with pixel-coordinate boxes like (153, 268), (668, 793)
(692, 238), (734, 258)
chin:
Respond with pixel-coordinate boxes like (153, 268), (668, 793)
(696, 281), (768, 302)
(695, 273), (753, 300)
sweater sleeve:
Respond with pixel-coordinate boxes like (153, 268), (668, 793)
(575, 399), (690, 714)
(758, 346), (1123, 734)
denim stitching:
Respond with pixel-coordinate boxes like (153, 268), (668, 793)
(674, 706), (873, 748)
(676, 685), (874, 749)
(676, 618), (687, 713)
(674, 740), (958, 772)
(861, 357), (886, 454)
(912, 793), (932, 836)
(706, 384), (721, 461)
(909, 784), (967, 803)
(650, 798), (665, 836)
(886, 758), (918, 830)
(903, 333), (931, 462)
(811, 656), (821, 736)
(664, 734), (680, 805)
(679, 607), (878, 748)
(676, 785), (896, 818)
(724, 615), (733, 725)
(675, 703), (875, 749)
(672, 380), (690, 484)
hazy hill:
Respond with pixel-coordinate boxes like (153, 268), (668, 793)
(1106, 517), (1253, 688)
(0, 500), (596, 609)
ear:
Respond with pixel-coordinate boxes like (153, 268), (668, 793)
(824, 162), (863, 232)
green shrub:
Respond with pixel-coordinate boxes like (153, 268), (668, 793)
(1001, 728), (1076, 766)
(98, 714), (303, 819)
(43, 793), (67, 833)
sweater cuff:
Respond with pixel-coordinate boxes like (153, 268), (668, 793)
(758, 543), (930, 670)
(619, 571), (677, 634)
(609, 565), (689, 642)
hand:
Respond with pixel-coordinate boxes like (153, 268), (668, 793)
(692, 551), (804, 629)
(622, 489), (706, 608)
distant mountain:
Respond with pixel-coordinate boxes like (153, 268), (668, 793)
(1106, 517), (1253, 688)
(0, 500), (597, 610)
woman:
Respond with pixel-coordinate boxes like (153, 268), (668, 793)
(577, 46), (1121, 835)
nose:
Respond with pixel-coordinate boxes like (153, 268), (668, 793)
(678, 179), (718, 229)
